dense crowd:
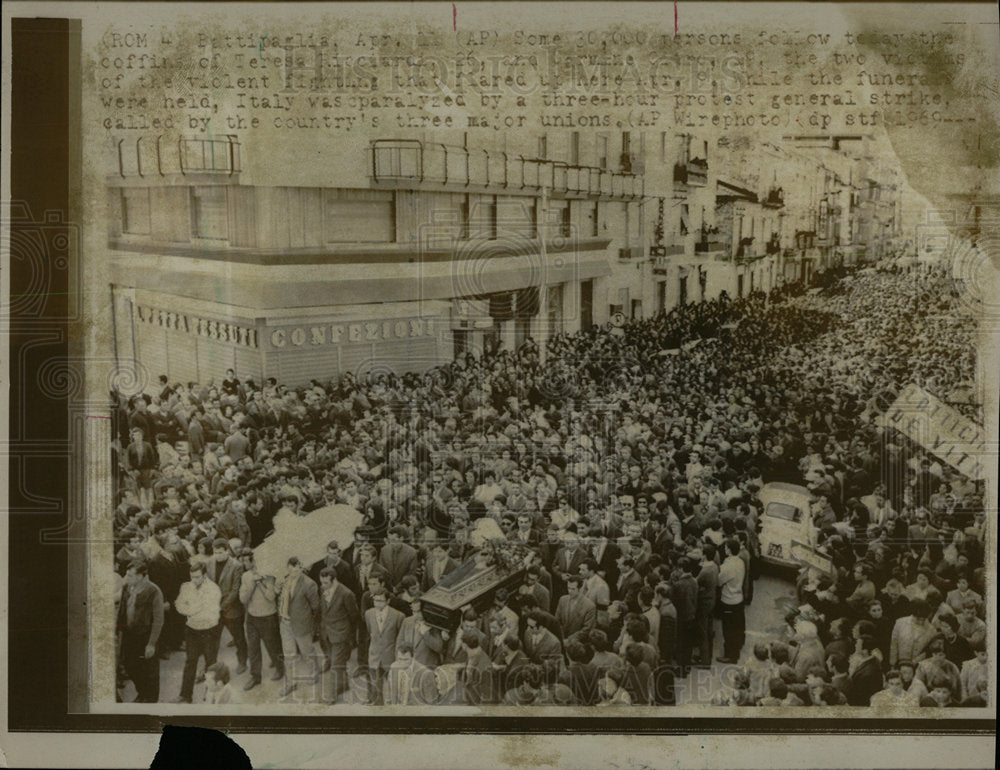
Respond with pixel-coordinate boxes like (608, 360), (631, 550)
(112, 261), (989, 708)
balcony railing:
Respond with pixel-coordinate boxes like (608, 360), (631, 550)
(763, 187), (784, 208)
(116, 135), (241, 178)
(673, 157), (708, 190)
(371, 140), (644, 200)
(694, 239), (724, 253)
(687, 157), (708, 186)
(649, 243), (685, 258)
(618, 246), (645, 260)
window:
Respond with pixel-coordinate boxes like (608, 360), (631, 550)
(460, 195), (471, 240)
(538, 134), (547, 159)
(322, 189), (395, 243)
(189, 186), (228, 240)
(660, 132), (667, 163)
(766, 502), (802, 523)
(570, 132), (580, 166)
(121, 188), (150, 235)
(550, 200), (571, 238)
(590, 201), (600, 237)
(487, 196), (498, 240)
(560, 203), (571, 238)
(598, 135), (608, 168)
(622, 132), (631, 155)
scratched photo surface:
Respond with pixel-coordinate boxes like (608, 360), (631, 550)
(32, 1), (999, 719)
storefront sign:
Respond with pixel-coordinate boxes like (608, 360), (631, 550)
(134, 304), (258, 348)
(267, 317), (436, 349)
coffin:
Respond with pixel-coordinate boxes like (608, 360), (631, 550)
(421, 546), (528, 631)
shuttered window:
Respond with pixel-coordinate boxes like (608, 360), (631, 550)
(190, 186), (229, 240)
(323, 189), (395, 243)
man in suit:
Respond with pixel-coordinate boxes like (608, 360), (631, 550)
(907, 510), (938, 548)
(523, 610), (563, 665)
(551, 529), (588, 604)
(491, 635), (531, 696)
(148, 529), (187, 656)
(125, 426), (158, 507)
(353, 543), (380, 599)
(385, 644), (438, 705)
(364, 589), (405, 704)
(579, 559), (610, 609)
(559, 639), (600, 705)
(224, 425), (250, 463)
(847, 634), (884, 706)
(694, 544), (719, 667)
(216, 501), (251, 551)
(589, 528), (621, 590)
(310, 540), (357, 595)
(318, 568), (360, 702)
(614, 555), (642, 604)
(209, 539), (247, 675)
(395, 597), (444, 668)
(461, 631), (495, 704)
(444, 609), (489, 664)
(379, 526), (418, 592)
(508, 513), (540, 548)
(515, 565), (551, 613)
(277, 556), (320, 697)
(117, 560), (164, 702)
(420, 540), (459, 591)
(556, 575), (597, 643)
(128, 399), (154, 442)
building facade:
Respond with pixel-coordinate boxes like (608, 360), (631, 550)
(107, 129), (903, 386)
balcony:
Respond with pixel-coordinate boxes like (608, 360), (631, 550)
(371, 140), (644, 201)
(765, 235), (782, 255)
(649, 243), (685, 258)
(686, 157), (708, 186)
(694, 239), (724, 253)
(115, 135), (241, 178)
(618, 246), (645, 261)
(762, 187), (785, 208)
(620, 152), (645, 174)
(652, 243), (686, 273)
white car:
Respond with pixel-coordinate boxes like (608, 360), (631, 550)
(757, 482), (819, 569)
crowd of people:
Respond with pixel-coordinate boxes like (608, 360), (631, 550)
(111, 260), (990, 708)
